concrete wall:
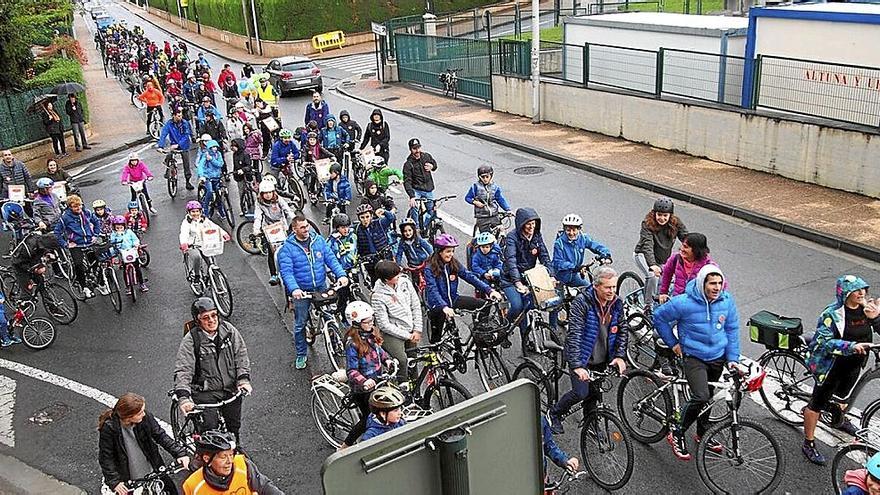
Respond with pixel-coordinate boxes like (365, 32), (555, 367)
(492, 74), (880, 198)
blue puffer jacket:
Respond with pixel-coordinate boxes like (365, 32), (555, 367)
(501, 207), (552, 287)
(277, 231), (346, 293)
(360, 413), (407, 442)
(654, 265), (741, 363)
(322, 118), (349, 149)
(552, 231), (611, 285)
(471, 244), (503, 279)
(269, 139), (300, 168)
(396, 237), (432, 267)
(323, 175), (352, 202)
(54, 208), (101, 247)
(354, 211), (395, 256)
(424, 259), (491, 310)
(564, 286), (628, 370)
(196, 142), (223, 179)
(328, 231), (357, 271)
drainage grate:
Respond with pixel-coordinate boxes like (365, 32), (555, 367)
(382, 96), (400, 102)
(449, 131), (464, 136)
(378, 85), (392, 90)
(29, 403), (70, 425)
(360, 72), (376, 79)
(472, 121), (495, 127)
(514, 166), (545, 176)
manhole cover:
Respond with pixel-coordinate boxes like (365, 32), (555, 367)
(449, 131), (463, 136)
(382, 96), (400, 102)
(360, 72), (376, 80)
(29, 403), (70, 425)
(514, 166), (545, 176)
(77, 178), (103, 187)
(472, 121), (495, 127)
(378, 85), (391, 90)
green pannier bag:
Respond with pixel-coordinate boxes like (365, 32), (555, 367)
(749, 310), (803, 350)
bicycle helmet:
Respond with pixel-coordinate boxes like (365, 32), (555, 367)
(35, 177), (54, 189)
(1, 203), (24, 222)
(329, 163), (342, 175)
(868, 452), (880, 480)
(191, 297), (216, 320)
(369, 385), (405, 410)
(127, 200), (139, 209)
(398, 217), (417, 233)
(194, 430), (236, 454)
(127, 151), (139, 162)
(278, 128), (292, 139)
(434, 233), (459, 248)
(258, 180), (275, 193)
(355, 203), (373, 216)
(110, 215), (126, 226)
(332, 213), (351, 229)
(475, 231), (496, 246)
(185, 200), (202, 211)
(92, 199), (107, 209)
(653, 197), (674, 214)
(561, 214), (582, 228)
(199, 133), (212, 142)
(345, 300), (374, 324)
(477, 165), (493, 177)
(306, 131), (317, 140)
(261, 174), (277, 186)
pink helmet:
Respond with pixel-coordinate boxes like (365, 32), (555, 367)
(433, 233), (459, 248)
(186, 200), (202, 211)
(110, 215), (127, 226)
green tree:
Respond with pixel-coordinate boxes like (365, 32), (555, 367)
(0, 0), (36, 90)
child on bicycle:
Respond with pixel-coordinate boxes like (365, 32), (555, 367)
(552, 214), (612, 288)
(323, 162), (352, 222)
(253, 180), (294, 287)
(119, 151), (157, 214)
(91, 199), (114, 235)
(0, 290), (20, 347)
(179, 201), (230, 293)
(465, 165), (512, 234)
(341, 301), (394, 450)
(470, 231), (503, 287)
(353, 204), (396, 284)
(360, 180), (395, 213)
(366, 158), (403, 194)
(124, 201), (148, 235)
(395, 217), (432, 288)
(841, 451), (880, 495)
(360, 385), (407, 442)
(109, 215), (148, 293)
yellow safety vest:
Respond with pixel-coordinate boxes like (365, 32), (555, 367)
(255, 83), (276, 106)
(183, 454), (252, 495)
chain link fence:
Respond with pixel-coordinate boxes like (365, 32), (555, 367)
(0, 88), (67, 150)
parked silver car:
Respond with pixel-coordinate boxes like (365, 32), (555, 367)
(265, 56), (323, 97)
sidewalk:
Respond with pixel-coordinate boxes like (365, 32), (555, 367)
(0, 453), (85, 494)
(336, 79), (880, 262)
(117, 2), (375, 66)
(22, 13), (150, 175)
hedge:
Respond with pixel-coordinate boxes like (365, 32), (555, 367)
(152, 0), (498, 41)
(25, 56), (90, 123)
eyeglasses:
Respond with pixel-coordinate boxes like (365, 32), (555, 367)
(198, 311), (219, 322)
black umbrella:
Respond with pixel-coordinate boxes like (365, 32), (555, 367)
(26, 93), (57, 113)
(50, 82), (86, 95)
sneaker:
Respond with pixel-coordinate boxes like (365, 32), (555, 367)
(126, 287), (132, 296)
(838, 419), (859, 437)
(269, 275), (279, 286)
(295, 356), (308, 369)
(694, 434), (724, 454)
(82, 287), (94, 299)
(185, 181), (195, 191)
(802, 440), (826, 465)
(547, 411), (564, 435)
(8, 336), (21, 345)
(0, 338), (13, 347)
(97, 285), (110, 296)
(667, 431), (691, 461)
(139, 283), (149, 292)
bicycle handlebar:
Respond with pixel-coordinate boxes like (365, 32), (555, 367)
(189, 389), (248, 413)
(125, 461), (184, 488)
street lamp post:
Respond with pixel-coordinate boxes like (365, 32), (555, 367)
(531, 0), (540, 123)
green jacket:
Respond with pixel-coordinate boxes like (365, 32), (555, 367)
(367, 166), (403, 191)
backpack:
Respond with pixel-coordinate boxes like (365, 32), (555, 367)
(183, 322), (231, 391)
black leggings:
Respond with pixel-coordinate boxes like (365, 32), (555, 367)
(345, 391), (371, 446)
(680, 356), (725, 437)
(267, 242), (278, 276)
(49, 133), (66, 155)
(428, 294), (485, 343)
(192, 390), (243, 443)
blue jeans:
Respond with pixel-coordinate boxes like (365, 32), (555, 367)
(201, 178), (224, 217)
(551, 364), (606, 419)
(408, 189), (434, 232)
(292, 296), (313, 359)
(503, 285), (534, 337)
(0, 310), (9, 342)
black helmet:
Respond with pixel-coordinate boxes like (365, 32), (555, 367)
(477, 165), (494, 177)
(330, 163), (342, 174)
(194, 430), (236, 454)
(355, 203), (373, 216)
(332, 213), (351, 228)
(191, 297), (216, 320)
(653, 197), (674, 214)
(399, 217), (417, 233)
(307, 131), (317, 139)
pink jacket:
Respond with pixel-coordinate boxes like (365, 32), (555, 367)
(120, 161), (154, 183)
(245, 132), (263, 160)
(659, 253), (723, 297)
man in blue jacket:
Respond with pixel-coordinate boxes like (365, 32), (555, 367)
(277, 214), (348, 369)
(304, 91), (331, 128)
(552, 213), (612, 288)
(653, 264), (740, 461)
(547, 266), (627, 434)
(158, 110), (196, 190)
(54, 194), (102, 299)
(269, 129), (300, 176)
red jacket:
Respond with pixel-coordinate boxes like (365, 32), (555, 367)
(217, 69), (236, 88)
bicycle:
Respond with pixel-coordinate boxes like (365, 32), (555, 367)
(341, 143), (356, 182)
(122, 461), (185, 495)
(69, 239), (123, 314)
(234, 213), (269, 256)
(157, 147), (183, 199)
(544, 468), (588, 495)
(439, 67), (461, 99)
(297, 286), (346, 372)
(465, 210), (515, 270)
(277, 158), (306, 211)
(183, 245), (233, 318)
(169, 389), (247, 455)
(2, 235), (79, 325)
(146, 106), (162, 140)
(302, 160), (325, 206)
(618, 361), (783, 494)
(124, 179), (153, 229)
(197, 175), (236, 228)
(831, 427), (880, 494)
(441, 300), (513, 393)
(0, 298), (56, 351)
(409, 195), (456, 245)
(112, 244), (146, 303)
(320, 198), (349, 235)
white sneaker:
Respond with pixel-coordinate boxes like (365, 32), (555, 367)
(149, 207), (157, 214)
(82, 287), (94, 299)
(97, 285), (110, 296)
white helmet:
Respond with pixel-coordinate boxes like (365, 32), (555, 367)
(261, 174), (277, 185)
(199, 133), (212, 142)
(561, 214), (583, 228)
(345, 301), (374, 324)
(127, 151), (139, 161)
(258, 180), (275, 193)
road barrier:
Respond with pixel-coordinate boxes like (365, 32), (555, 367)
(311, 31), (345, 53)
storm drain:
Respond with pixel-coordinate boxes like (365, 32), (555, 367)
(360, 72), (377, 79)
(29, 403), (70, 425)
(378, 85), (392, 90)
(382, 96), (400, 102)
(514, 166), (545, 176)
(472, 121), (495, 127)
(449, 131), (464, 136)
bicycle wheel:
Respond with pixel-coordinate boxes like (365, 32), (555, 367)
(758, 349), (814, 426)
(580, 409), (634, 491)
(207, 267), (233, 317)
(861, 398), (880, 432)
(41, 283), (78, 325)
(138, 194), (151, 229)
(21, 317), (56, 350)
(311, 388), (357, 449)
(512, 361), (553, 411)
(616, 271), (645, 308)
(222, 192), (236, 228)
(166, 166), (178, 199)
(832, 442), (879, 494)
(616, 369), (671, 444)
(696, 418), (784, 495)
(126, 265), (137, 303)
(169, 401), (197, 454)
(235, 221), (262, 255)
(138, 248), (151, 268)
(293, 161), (306, 180)
(54, 248), (74, 280)
(354, 165), (366, 196)
(422, 378), (472, 411)
(474, 347), (511, 392)
(321, 320), (346, 372)
(624, 320), (657, 370)
(148, 117), (161, 140)
(287, 176), (306, 211)
(104, 267), (122, 314)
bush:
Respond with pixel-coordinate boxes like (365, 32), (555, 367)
(25, 57), (89, 121)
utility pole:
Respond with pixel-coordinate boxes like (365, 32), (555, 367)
(249, 0), (262, 56)
(531, 0), (540, 123)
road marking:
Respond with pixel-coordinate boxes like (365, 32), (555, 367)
(73, 142), (155, 180)
(386, 185), (476, 236)
(0, 375), (15, 447)
(0, 358), (172, 434)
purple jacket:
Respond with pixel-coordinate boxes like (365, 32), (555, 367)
(659, 253), (722, 297)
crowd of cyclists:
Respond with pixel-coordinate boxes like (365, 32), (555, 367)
(0, 19), (867, 495)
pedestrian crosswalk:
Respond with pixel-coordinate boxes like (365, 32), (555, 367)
(316, 53), (378, 76)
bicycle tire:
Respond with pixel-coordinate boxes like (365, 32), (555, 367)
(580, 409), (634, 491)
(512, 360), (553, 411)
(616, 271), (645, 307)
(235, 221), (263, 255)
(68, 278), (87, 301)
(209, 267), (233, 318)
(861, 398), (880, 432)
(21, 317), (56, 350)
(222, 191), (236, 228)
(138, 248), (151, 268)
(287, 176), (306, 212)
(311, 388), (357, 449)
(421, 378), (471, 411)
(166, 162), (178, 199)
(138, 193), (151, 229)
(148, 118), (161, 140)
(695, 418), (783, 495)
(169, 401), (196, 455)
(104, 267), (122, 314)
(475, 347), (511, 393)
(758, 349), (813, 426)
(831, 442), (878, 494)
(41, 282), (78, 325)
(293, 161), (306, 180)
(624, 321), (657, 370)
(54, 248), (74, 280)
(126, 264), (137, 303)
(616, 369), (672, 444)
(322, 320), (346, 372)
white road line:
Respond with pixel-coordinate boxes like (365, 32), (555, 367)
(73, 142), (155, 180)
(0, 375), (15, 447)
(0, 358), (172, 435)
(387, 185), (475, 235)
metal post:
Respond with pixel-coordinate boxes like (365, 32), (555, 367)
(655, 48), (664, 98)
(473, 9), (479, 40)
(531, 0), (540, 123)
(249, 0), (262, 56)
(175, 0), (182, 27)
(752, 55), (763, 110)
(554, 0), (560, 25)
(514, 3), (521, 39)
(486, 11), (494, 110)
(436, 428), (470, 495)
(582, 43), (589, 87)
(240, 0), (253, 54)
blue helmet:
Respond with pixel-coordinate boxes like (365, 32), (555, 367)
(1, 202), (25, 223)
(868, 452), (880, 480)
(36, 177), (54, 189)
(127, 201), (139, 210)
(475, 231), (496, 246)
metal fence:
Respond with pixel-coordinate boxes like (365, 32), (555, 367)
(586, 43), (658, 94)
(661, 49), (745, 105)
(0, 87), (67, 150)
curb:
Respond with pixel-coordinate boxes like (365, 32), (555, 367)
(67, 136), (153, 173)
(335, 85), (880, 264)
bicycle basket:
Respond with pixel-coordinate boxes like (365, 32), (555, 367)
(748, 310), (803, 350)
(472, 315), (510, 348)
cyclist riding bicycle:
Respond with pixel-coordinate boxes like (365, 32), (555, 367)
(633, 197), (688, 316)
(109, 215), (148, 294)
(465, 165), (512, 234)
(361, 180), (396, 213)
(120, 151), (157, 214)
(124, 201), (148, 234)
(230, 138), (254, 216)
(158, 110), (196, 190)
(360, 385), (408, 442)
(328, 213), (357, 319)
(366, 158), (403, 194)
(305, 91), (331, 128)
(402, 138), (437, 229)
(552, 214), (612, 289)
(323, 162), (352, 222)
(541, 415), (579, 482)
(372, 260), (423, 382)
(359, 109), (390, 166)
(353, 203), (396, 284)
(802, 275), (880, 465)
(32, 177), (62, 231)
(658, 232), (721, 303)
(174, 298), (252, 443)
(183, 430), (283, 495)
(322, 115), (349, 163)
(338, 110), (362, 145)
(196, 139), (226, 217)
(54, 194), (102, 299)
(395, 217), (432, 287)
(841, 451), (880, 495)
(268, 128), (300, 178)
(178, 201), (231, 292)
(92, 199), (115, 235)
(253, 179), (295, 286)
(137, 81), (165, 134)
(470, 232), (503, 285)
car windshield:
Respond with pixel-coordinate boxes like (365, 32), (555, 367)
(282, 62), (314, 72)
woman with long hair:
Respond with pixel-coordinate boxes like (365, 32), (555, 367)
(42, 101), (66, 158)
(658, 232), (720, 303)
(633, 197), (688, 313)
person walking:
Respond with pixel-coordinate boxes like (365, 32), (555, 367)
(64, 94), (91, 152)
(42, 101), (66, 158)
